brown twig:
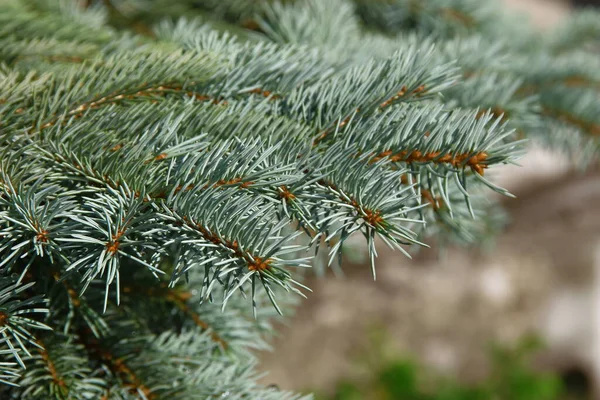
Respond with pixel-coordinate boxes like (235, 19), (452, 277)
(122, 285), (229, 349)
(36, 338), (68, 392)
(543, 106), (600, 137)
(79, 328), (155, 400)
(178, 215), (273, 273)
(319, 179), (386, 228)
(32, 83), (282, 134)
(370, 149), (489, 175)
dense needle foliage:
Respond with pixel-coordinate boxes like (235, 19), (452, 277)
(0, 0), (598, 398)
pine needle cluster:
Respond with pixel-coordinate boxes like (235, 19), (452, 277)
(0, 0), (598, 398)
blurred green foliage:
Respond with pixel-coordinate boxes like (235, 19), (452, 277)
(316, 334), (571, 400)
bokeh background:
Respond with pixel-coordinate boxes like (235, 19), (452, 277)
(258, 1), (600, 398)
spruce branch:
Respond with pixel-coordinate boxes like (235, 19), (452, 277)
(15, 335), (105, 400)
(1, 0), (598, 397)
(0, 278), (50, 369)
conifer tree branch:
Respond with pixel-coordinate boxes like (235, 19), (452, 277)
(1, 0), (598, 397)
(122, 284), (229, 349)
(34, 338), (68, 394)
(77, 328), (155, 400)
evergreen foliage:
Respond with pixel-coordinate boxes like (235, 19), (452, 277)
(0, 0), (598, 398)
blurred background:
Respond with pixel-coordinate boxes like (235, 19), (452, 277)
(258, 0), (600, 399)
